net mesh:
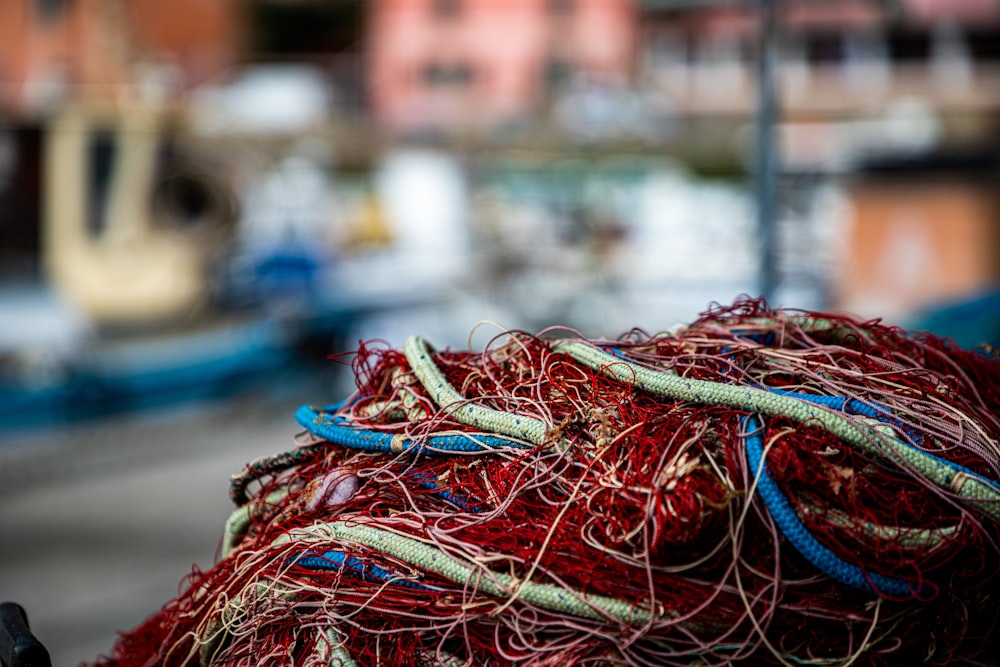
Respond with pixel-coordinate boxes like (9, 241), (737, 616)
(90, 298), (1000, 666)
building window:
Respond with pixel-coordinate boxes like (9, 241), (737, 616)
(424, 63), (475, 86)
(807, 32), (846, 65)
(432, 0), (462, 20)
(543, 59), (573, 90)
(36, 0), (69, 23)
(549, 0), (574, 15)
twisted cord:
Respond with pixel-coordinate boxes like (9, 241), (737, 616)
(274, 521), (665, 626)
(404, 336), (551, 444)
(554, 340), (1000, 520)
(742, 415), (925, 597)
(295, 404), (533, 455)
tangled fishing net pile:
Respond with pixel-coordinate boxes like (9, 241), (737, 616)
(92, 299), (1000, 666)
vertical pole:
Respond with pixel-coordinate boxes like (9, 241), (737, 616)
(756, 0), (778, 303)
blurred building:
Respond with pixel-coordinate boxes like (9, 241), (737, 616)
(1, 0), (998, 333)
(637, 0), (1000, 321)
(0, 0), (245, 114)
(0, 0), (246, 282)
(367, 0), (636, 132)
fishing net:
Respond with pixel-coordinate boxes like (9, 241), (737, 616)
(90, 298), (1000, 666)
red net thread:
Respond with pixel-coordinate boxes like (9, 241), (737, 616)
(90, 298), (1000, 666)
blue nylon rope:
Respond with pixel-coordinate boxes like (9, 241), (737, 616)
(299, 383), (974, 598)
(595, 346), (992, 491)
(768, 389), (996, 488)
(743, 415), (927, 598)
(295, 404), (532, 455)
(767, 389), (885, 418)
(411, 470), (483, 513)
(294, 550), (431, 590)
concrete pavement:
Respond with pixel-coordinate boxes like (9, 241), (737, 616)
(0, 391), (323, 666)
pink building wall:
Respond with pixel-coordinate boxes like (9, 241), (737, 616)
(367, 0), (636, 131)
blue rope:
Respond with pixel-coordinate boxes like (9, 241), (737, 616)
(769, 387), (924, 448)
(294, 550), (430, 590)
(766, 389), (887, 419)
(768, 389), (996, 488)
(299, 387), (973, 598)
(743, 415), (926, 598)
(593, 348), (990, 492)
(411, 470), (483, 513)
(295, 404), (532, 455)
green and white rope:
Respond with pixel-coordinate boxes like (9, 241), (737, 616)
(414, 650), (467, 667)
(812, 506), (960, 549)
(552, 340), (1000, 521)
(403, 335), (1000, 518)
(316, 626), (358, 667)
(223, 489), (289, 557)
(404, 336), (550, 445)
(199, 577), (358, 667)
(275, 521), (663, 626)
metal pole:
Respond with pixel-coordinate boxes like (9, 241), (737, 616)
(756, 0), (778, 303)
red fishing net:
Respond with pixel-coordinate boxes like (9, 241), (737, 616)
(90, 298), (1000, 666)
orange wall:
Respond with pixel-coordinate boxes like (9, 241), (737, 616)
(0, 2), (28, 108)
(0, 0), (83, 109)
(835, 180), (1000, 320)
(128, 0), (245, 88)
(0, 0), (243, 113)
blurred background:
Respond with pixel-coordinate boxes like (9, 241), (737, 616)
(1, 0), (999, 664)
